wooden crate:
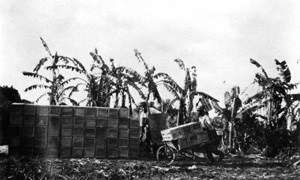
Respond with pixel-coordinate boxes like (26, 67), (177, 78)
(10, 103), (23, 114)
(107, 148), (118, 158)
(85, 107), (97, 118)
(129, 138), (140, 148)
(108, 108), (119, 118)
(84, 149), (95, 158)
(74, 107), (85, 117)
(119, 147), (129, 158)
(49, 116), (60, 129)
(61, 117), (73, 127)
(131, 110), (139, 120)
(161, 128), (183, 141)
(84, 138), (95, 149)
(48, 127), (60, 136)
(22, 137), (34, 147)
(10, 127), (22, 137)
(36, 116), (48, 126)
(10, 114), (23, 126)
(107, 138), (118, 148)
(23, 104), (36, 115)
(34, 147), (46, 156)
(177, 137), (190, 150)
(96, 147), (106, 158)
(129, 128), (140, 138)
(96, 127), (107, 139)
(119, 129), (129, 138)
(73, 137), (84, 148)
(72, 148), (83, 158)
(10, 137), (21, 147)
(119, 118), (130, 129)
(97, 118), (108, 127)
(22, 127), (35, 137)
(96, 138), (106, 147)
(47, 147), (59, 157)
(23, 115), (35, 127)
(49, 106), (60, 116)
(119, 108), (129, 118)
(37, 106), (49, 116)
(197, 131), (209, 143)
(74, 117), (85, 127)
(61, 127), (72, 136)
(130, 119), (140, 129)
(73, 128), (84, 137)
(61, 137), (72, 147)
(35, 127), (47, 137)
(108, 118), (118, 128)
(118, 138), (129, 147)
(61, 106), (73, 116)
(191, 122), (203, 133)
(35, 137), (46, 147)
(107, 129), (118, 138)
(182, 126), (192, 136)
(60, 148), (72, 158)
(86, 118), (96, 127)
(129, 147), (140, 158)
(97, 108), (108, 118)
(47, 137), (59, 148)
(85, 128), (96, 137)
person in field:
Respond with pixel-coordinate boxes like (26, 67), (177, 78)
(197, 100), (224, 164)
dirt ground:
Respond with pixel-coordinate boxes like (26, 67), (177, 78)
(1, 153), (300, 180)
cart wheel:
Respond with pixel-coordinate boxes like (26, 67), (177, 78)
(156, 145), (175, 166)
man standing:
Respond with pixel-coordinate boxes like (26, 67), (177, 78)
(197, 101), (224, 164)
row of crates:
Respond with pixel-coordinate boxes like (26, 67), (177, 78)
(9, 104), (141, 158)
(10, 116), (140, 130)
(10, 137), (140, 158)
(160, 122), (203, 141)
(10, 103), (133, 119)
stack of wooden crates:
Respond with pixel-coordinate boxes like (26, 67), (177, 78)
(160, 122), (209, 150)
(9, 103), (140, 158)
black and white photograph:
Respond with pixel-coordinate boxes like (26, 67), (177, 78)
(1, 0), (300, 179)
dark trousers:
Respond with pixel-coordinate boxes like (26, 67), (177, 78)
(204, 129), (224, 163)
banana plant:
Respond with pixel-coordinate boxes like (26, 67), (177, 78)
(133, 49), (181, 114)
(23, 37), (79, 105)
(244, 58), (300, 129)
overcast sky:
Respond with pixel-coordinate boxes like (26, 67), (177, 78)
(1, 0), (300, 108)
